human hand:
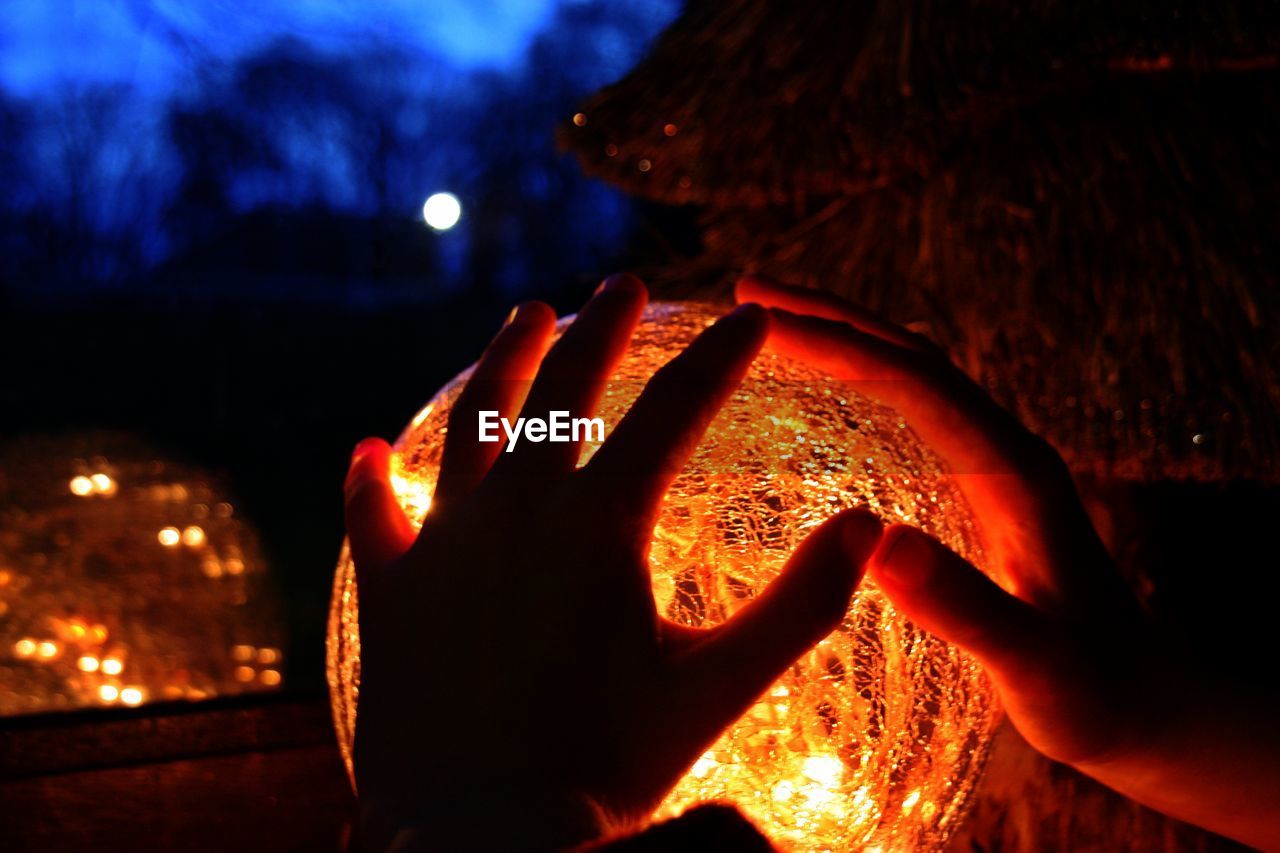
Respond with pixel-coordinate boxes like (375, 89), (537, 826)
(736, 276), (1280, 850)
(343, 276), (884, 852)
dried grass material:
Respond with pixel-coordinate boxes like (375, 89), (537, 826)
(560, 0), (1280, 208)
(647, 74), (1280, 482)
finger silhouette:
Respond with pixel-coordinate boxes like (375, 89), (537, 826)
(668, 509), (883, 747)
(736, 275), (928, 352)
(582, 303), (768, 523)
(868, 524), (1055, 681)
(494, 274), (647, 480)
(433, 301), (557, 510)
(344, 438), (417, 583)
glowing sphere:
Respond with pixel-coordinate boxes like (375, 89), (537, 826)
(327, 302), (1000, 849)
(0, 433), (287, 715)
(421, 192), (462, 231)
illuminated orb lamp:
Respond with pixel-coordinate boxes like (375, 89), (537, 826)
(328, 302), (1001, 850)
(0, 434), (286, 716)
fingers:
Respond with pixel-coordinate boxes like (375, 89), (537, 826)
(735, 274), (928, 352)
(492, 275), (648, 480)
(581, 303), (768, 521)
(760, 306), (1117, 610)
(868, 524), (1054, 681)
(669, 509), (883, 734)
(737, 274), (1051, 478)
(433, 301), (557, 509)
(344, 438), (417, 582)
(763, 307), (1047, 479)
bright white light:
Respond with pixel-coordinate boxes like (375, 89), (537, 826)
(422, 192), (462, 231)
(802, 754), (844, 788)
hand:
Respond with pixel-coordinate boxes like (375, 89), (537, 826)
(344, 276), (885, 852)
(737, 275), (1280, 850)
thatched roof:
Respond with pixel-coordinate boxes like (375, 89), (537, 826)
(638, 73), (1280, 481)
(561, 0), (1280, 207)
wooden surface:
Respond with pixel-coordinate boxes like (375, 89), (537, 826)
(0, 693), (355, 852)
(0, 691), (1260, 851)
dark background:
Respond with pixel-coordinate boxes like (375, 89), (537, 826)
(0, 0), (690, 693)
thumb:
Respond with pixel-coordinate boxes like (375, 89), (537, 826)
(868, 524), (1054, 682)
(671, 509), (883, 732)
(344, 437), (416, 580)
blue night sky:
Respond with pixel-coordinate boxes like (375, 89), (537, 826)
(1, 0), (565, 95)
(0, 1), (679, 300)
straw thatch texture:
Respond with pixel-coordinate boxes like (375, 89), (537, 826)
(561, 0), (1280, 207)
(637, 74), (1280, 481)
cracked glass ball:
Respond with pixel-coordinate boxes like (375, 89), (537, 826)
(0, 433), (286, 716)
(328, 301), (999, 850)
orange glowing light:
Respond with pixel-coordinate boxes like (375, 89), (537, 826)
(0, 435), (288, 717)
(327, 302), (1000, 850)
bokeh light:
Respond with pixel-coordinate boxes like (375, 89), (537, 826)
(0, 433), (287, 715)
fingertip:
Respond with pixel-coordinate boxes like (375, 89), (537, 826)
(344, 440), (415, 573)
(870, 524), (935, 589)
(728, 300), (767, 322)
(722, 300), (770, 342)
(346, 437), (391, 489)
(351, 436), (390, 463)
(595, 272), (648, 301)
(838, 508), (883, 565)
(734, 273), (790, 304)
(581, 273), (649, 334)
(505, 300), (557, 330)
